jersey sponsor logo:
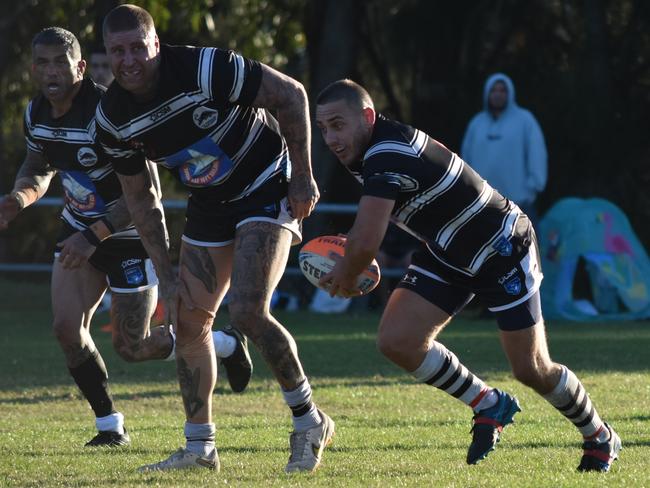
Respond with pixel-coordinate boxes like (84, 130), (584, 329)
(493, 235), (513, 256)
(121, 258), (143, 268)
(52, 128), (68, 138)
(498, 267), (522, 295)
(192, 106), (219, 129)
(60, 171), (106, 214)
(150, 105), (172, 122)
(400, 273), (418, 285)
(164, 136), (234, 187)
(77, 147), (98, 167)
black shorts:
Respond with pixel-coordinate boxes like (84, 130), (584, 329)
(183, 178), (301, 247)
(396, 230), (544, 330)
(55, 224), (158, 293)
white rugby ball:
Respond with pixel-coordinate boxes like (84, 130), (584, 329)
(299, 235), (381, 294)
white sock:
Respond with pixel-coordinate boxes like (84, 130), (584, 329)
(473, 388), (499, 413)
(184, 422), (215, 457)
(213, 330), (236, 358)
(164, 326), (176, 361)
(543, 365), (605, 439)
(96, 412), (124, 434)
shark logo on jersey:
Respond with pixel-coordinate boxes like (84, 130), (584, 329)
(77, 147), (98, 167)
(60, 171), (106, 214)
(192, 106), (219, 129)
(382, 172), (419, 191)
(164, 136), (234, 187)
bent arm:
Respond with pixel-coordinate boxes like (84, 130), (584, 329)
(322, 196), (394, 297)
(252, 64), (319, 219)
(89, 161), (162, 242)
(13, 149), (56, 208)
(116, 169), (173, 285)
(0, 150), (56, 229)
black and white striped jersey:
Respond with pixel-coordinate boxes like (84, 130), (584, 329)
(95, 44), (289, 205)
(24, 78), (137, 239)
(350, 115), (526, 277)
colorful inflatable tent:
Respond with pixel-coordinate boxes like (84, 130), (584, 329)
(538, 198), (650, 321)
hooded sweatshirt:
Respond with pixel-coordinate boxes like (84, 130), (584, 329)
(461, 73), (547, 205)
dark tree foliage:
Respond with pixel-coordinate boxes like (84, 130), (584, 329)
(1, 0), (649, 263)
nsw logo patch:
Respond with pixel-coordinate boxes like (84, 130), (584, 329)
(493, 236), (513, 256)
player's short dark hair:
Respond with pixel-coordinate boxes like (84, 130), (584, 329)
(103, 4), (155, 38)
(316, 79), (374, 111)
(31, 27), (81, 60)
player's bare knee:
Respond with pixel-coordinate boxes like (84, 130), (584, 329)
(228, 301), (268, 338)
(112, 336), (141, 362)
(52, 319), (81, 346)
(175, 306), (214, 356)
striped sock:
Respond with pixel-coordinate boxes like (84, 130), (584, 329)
(412, 342), (496, 412)
(543, 365), (606, 440)
(184, 422), (215, 457)
(282, 378), (322, 432)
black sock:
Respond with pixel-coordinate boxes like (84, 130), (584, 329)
(68, 350), (115, 418)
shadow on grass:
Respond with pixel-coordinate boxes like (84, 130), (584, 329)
(1, 311), (649, 390)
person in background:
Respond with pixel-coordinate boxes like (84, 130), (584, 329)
(461, 73), (547, 226)
(88, 44), (114, 88)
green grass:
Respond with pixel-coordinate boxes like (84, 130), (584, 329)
(1, 278), (649, 487)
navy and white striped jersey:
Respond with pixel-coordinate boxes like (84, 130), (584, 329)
(350, 115), (526, 277)
(24, 78), (137, 239)
(95, 44), (290, 204)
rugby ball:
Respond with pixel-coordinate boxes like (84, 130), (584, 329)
(299, 235), (381, 294)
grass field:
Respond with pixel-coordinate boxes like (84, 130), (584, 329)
(1, 277), (649, 487)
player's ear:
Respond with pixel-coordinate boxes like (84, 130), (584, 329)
(77, 59), (87, 77)
(362, 107), (376, 126)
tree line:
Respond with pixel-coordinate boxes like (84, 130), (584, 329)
(1, 0), (648, 264)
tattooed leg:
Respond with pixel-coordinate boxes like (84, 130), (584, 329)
(174, 241), (233, 422)
(229, 221), (306, 390)
(111, 287), (173, 362)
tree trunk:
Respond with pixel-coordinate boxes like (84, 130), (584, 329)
(304, 0), (362, 239)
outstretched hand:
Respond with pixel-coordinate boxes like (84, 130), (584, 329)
(0, 195), (21, 230)
(56, 232), (96, 269)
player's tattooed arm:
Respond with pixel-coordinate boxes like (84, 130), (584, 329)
(116, 169), (181, 327)
(0, 149), (56, 230)
(253, 64), (319, 219)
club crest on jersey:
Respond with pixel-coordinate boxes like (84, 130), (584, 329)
(165, 137), (234, 187)
(493, 236), (513, 256)
(192, 106), (219, 129)
(77, 147), (98, 167)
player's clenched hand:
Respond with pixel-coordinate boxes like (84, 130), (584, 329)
(0, 195), (21, 230)
(56, 232), (96, 269)
(159, 277), (195, 330)
(288, 173), (319, 219)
